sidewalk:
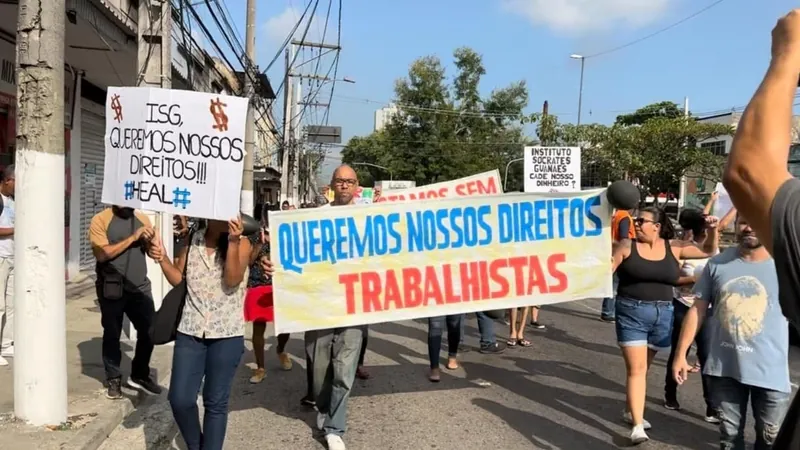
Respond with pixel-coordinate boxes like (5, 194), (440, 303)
(0, 275), (174, 450)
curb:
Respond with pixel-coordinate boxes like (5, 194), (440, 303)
(61, 369), (174, 450)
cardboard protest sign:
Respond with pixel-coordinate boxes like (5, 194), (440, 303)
(269, 189), (612, 333)
(524, 146), (581, 193)
(374, 170), (502, 203)
(101, 87), (248, 220)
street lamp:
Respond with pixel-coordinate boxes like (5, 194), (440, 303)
(352, 162), (393, 180)
(341, 76), (356, 84)
(570, 54), (585, 126)
(503, 157), (525, 192)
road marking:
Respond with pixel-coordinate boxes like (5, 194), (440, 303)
(576, 299), (601, 313)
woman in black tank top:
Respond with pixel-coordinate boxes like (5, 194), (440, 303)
(610, 206), (719, 444)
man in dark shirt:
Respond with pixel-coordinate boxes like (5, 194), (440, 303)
(89, 206), (162, 399)
(721, 9), (800, 449)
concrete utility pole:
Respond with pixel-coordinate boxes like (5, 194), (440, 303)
(291, 82), (302, 202)
(279, 47), (293, 203)
(137, 0), (172, 337)
(284, 40), (342, 205)
(240, 0), (256, 215)
(14, 0), (68, 425)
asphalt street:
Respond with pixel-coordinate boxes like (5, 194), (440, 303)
(211, 298), (800, 450)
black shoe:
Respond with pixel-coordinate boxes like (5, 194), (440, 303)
(600, 315), (616, 323)
(663, 395), (681, 410)
(530, 321), (546, 330)
(300, 395), (316, 407)
(106, 377), (123, 400)
(457, 344), (472, 353)
(479, 342), (507, 354)
(128, 376), (163, 395)
(704, 407), (721, 424)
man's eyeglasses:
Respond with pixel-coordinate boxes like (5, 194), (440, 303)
(333, 178), (357, 187)
(634, 218), (656, 226)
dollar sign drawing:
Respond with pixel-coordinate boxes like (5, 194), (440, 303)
(111, 94), (123, 122)
(210, 98), (229, 132)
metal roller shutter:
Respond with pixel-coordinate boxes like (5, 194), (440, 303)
(79, 104), (106, 270)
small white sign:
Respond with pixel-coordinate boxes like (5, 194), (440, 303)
(523, 146), (581, 193)
(375, 180), (416, 191)
(101, 87), (248, 221)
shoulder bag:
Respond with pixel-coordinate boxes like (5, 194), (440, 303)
(149, 231), (194, 345)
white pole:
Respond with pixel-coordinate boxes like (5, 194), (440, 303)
(678, 96), (689, 211)
(14, 0), (68, 425)
(134, 0), (172, 340)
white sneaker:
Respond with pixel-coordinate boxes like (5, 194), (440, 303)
(630, 424), (649, 444)
(623, 411), (651, 430)
(0, 355), (7, 366)
(316, 412), (326, 431)
(325, 434), (346, 450)
(1, 345), (13, 357)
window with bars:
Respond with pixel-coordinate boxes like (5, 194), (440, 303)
(701, 140), (727, 156)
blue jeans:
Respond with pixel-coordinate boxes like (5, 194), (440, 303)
(460, 311), (496, 347)
(711, 376), (790, 450)
(601, 275), (619, 319)
(168, 333), (244, 450)
(615, 298), (674, 351)
(309, 326), (364, 436)
(428, 315), (462, 368)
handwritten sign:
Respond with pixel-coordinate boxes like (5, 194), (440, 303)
(524, 146), (581, 193)
(101, 87), (248, 220)
(375, 170), (502, 203)
(269, 190), (612, 333)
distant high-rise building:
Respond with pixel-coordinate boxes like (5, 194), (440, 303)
(374, 104), (398, 131)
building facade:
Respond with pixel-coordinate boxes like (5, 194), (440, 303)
(374, 104), (398, 131)
(1, 0), (280, 279)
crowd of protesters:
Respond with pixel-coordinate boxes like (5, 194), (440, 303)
(79, 10), (800, 448)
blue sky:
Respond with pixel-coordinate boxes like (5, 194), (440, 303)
(197, 0), (795, 181)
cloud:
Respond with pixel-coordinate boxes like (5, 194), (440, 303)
(501, 0), (673, 34)
(263, 7), (326, 45)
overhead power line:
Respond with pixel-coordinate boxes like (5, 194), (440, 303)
(584, 0), (730, 59)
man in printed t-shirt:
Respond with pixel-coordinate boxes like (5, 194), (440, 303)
(673, 216), (790, 449)
(714, 9), (800, 449)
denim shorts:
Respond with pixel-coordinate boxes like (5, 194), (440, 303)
(615, 297), (674, 352)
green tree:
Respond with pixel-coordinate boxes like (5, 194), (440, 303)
(340, 47), (533, 189)
(615, 101), (684, 126)
(541, 102), (733, 195)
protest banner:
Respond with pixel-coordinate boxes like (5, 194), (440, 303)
(101, 87), (248, 220)
(524, 146), (581, 193)
(375, 170), (502, 203)
(269, 189), (612, 334)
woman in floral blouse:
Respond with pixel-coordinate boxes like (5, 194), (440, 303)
(150, 216), (252, 450)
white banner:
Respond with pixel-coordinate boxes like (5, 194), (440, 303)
(101, 87), (248, 220)
(375, 170), (502, 203)
(524, 146), (581, 193)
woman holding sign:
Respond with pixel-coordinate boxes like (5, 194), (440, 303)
(611, 206), (719, 444)
(150, 216), (253, 450)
